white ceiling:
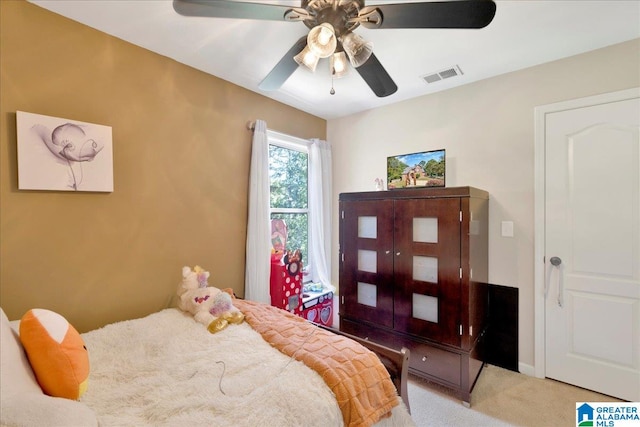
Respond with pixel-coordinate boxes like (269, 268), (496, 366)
(29, 0), (640, 120)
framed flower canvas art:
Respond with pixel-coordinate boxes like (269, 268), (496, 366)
(16, 111), (113, 192)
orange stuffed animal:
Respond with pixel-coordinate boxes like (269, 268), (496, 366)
(19, 309), (89, 400)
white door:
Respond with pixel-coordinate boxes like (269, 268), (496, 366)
(544, 90), (640, 401)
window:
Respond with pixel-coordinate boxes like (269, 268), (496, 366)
(268, 131), (310, 278)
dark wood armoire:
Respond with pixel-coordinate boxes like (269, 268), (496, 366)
(338, 186), (489, 404)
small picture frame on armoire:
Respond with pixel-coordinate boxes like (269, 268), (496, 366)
(387, 149), (445, 189)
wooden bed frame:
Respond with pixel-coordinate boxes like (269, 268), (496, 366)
(320, 325), (411, 413)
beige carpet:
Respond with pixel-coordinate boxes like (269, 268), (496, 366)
(407, 364), (622, 426)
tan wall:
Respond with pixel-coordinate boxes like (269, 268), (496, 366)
(328, 38), (640, 370)
(0, 0), (326, 332)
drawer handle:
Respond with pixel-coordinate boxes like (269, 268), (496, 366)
(421, 356), (428, 362)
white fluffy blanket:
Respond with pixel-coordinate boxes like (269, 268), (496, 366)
(80, 309), (414, 427)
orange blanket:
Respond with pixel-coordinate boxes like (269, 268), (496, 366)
(235, 300), (399, 427)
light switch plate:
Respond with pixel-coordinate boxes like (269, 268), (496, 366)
(501, 221), (514, 237)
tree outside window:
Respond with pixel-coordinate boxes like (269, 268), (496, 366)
(269, 143), (309, 267)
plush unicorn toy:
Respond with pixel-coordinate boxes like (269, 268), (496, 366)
(176, 266), (244, 333)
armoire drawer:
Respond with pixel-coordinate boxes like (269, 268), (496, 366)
(340, 317), (415, 360)
(406, 341), (461, 386)
(340, 318), (402, 347)
(341, 318), (462, 386)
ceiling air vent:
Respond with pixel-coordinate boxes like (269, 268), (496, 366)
(421, 65), (464, 85)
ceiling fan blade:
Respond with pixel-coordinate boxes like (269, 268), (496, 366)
(258, 37), (307, 91)
(359, 0), (496, 29)
(173, 0), (299, 21)
(355, 53), (398, 98)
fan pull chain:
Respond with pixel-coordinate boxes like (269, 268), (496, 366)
(330, 76), (336, 95)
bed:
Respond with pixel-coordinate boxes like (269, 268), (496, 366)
(0, 301), (414, 427)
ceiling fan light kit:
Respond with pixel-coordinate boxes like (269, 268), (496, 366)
(331, 51), (349, 79)
(294, 45), (321, 72)
(307, 23), (337, 58)
(173, 0), (497, 98)
(341, 32), (374, 68)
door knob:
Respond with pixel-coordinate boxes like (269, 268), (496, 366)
(550, 256), (562, 266)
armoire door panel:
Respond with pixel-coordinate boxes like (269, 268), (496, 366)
(340, 199), (394, 328)
(393, 198), (462, 346)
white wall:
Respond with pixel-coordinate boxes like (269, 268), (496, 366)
(327, 39), (640, 370)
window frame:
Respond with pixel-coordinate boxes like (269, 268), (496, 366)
(267, 130), (312, 281)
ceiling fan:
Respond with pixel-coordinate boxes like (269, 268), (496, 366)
(173, 0), (497, 97)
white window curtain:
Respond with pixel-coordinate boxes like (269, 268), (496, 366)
(245, 120), (271, 304)
(308, 138), (332, 287)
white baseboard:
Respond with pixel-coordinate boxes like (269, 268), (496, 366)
(518, 362), (535, 377)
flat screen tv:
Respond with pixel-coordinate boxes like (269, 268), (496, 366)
(387, 149), (445, 189)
